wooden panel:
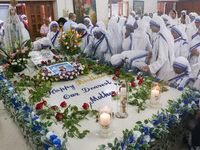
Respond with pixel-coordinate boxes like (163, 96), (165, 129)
(176, 1), (200, 17)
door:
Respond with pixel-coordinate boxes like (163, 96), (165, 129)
(118, 1), (129, 18)
(26, 1), (54, 40)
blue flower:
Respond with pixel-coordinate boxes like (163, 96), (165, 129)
(183, 99), (189, 105)
(157, 114), (167, 121)
(125, 68), (129, 72)
(133, 70), (138, 74)
(167, 123), (171, 128)
(86, 56), (91, 59)
(121, 141), (125, 149)
(169, 117), (174, 122)
(139, 138), (143, 145)
(32, 116), (39, 121)
(152, 120), (160, 125)
(195, 100), (199, 105)
(170, 84), (176, 88)
(155, 78), (160, 82)
(92, 58), (97, 60)
(129, 136), (134, 143)
(143, 126), (149, 135)
(32, 123), (41, 131)
(178, 87), (183, 91)
(50, 135), (58, 141)
(173, 104), (178, 109)
(23, 106), (30, 116)
(56, 143), (62, 148)
(134, 145), (140, 150)
(44, 144), (50, 150)
(52, 138), (61, 145)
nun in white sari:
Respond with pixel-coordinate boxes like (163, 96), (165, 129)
(170, 25), (189, 58)
(33, 37), (52, 51)
(75, 23), (92, 51)
(47, 21), (61, 50)
(142, 16), (175, 79)
(160, 57), (195, 89)
(84, 26), (113, 62)
(83, 18), (93, 34)
(130, 20), (152, 51)
(169, 10), (179, 26)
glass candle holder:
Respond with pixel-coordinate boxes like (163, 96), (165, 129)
(97, 105), (113, 137)
(150, 82), (161, 107)
(116, 81), (129, 118)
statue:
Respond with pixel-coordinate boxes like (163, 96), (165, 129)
(4, 0), (22, 54)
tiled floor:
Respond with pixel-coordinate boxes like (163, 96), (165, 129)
(0, 99), (32, 150)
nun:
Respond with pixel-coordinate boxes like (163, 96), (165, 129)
(142, 16), (175, 79)
(84, 26), (113, 62)
(33, 37), (52, 51)
(170, 25), (189, 58)
(122, 18), (135, 51)
(130, 20), (152, 51)
(83, 17), (93, 34)
(190, 16), (200, 40)
(75, 23), (92, 51)
(160, 57), (195, 89)
(110, 50), (148, 69)
(161, 14), (171, 29)
(47, 21), (61, 54)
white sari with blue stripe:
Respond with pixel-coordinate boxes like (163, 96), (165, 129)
(189, 35), (200, 66)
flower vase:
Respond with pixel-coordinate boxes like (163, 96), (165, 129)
(11, 65), (24, 73)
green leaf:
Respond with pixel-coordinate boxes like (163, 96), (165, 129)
(108, 143), (113, 148)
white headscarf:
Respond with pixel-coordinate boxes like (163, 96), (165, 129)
(41, 37), (52, 48)
(96, 21), (106, 32)
(75, 23), (87, 32)
(21, 14), (27, 20)
(150, 16), (175, 66)
(169, 10), (179, 26)
(83, 18), (93, 26)
(133, 20), (146, 38)
(171, 25), (188, 41)
(49, 21), (59, 32)
(131, 11), (136, 17)
(4, 5), (22, 54)
(173, 56), (191, 73)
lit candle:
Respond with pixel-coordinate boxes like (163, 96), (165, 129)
(100, 113), (110, 125)
(101, 105), (110, 113)
(151, 89), (159, 99)
(150, 88), (160, 106)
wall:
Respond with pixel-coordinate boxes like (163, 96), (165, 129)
(96, 0), (109, 25)
(53, 0), (74, 20)
(133, 0), (158, 14)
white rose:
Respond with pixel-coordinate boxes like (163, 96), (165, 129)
(42, 73), (45, 76)
(133, 131), (141, 141)
(67, 46), (69, 49)
(70, 76), (73, 79)
(143, 135), (150, 143)
(46, 77), (48, 80)
(60, 76), (63, 79)
(42, 77), (44, 80)
(66, 75), (68, 78)
(72, 72), (74, 75)
(74, 45), (77, 48)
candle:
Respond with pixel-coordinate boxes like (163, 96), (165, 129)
(151, 89), (159, 99)
(100, 113), (110, 125)
(120, 86), (126, 116)
(101, 105), (110, 114)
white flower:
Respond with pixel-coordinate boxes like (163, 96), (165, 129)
(9, 87), (14, 91)
(173, 113), (179, 119)
(46, 132), (53, 139)
(146, 122), (154, 128)
(133, 131), (141, 141)
(60, 76), (63, 79)
(180, 103), (184, 107)
(46, 77), (48, 80)
(55, 78), (58, 81)
(74, 45), (77, 48)
(66, 75), (68, 78)
(70, 76), (73, 79)
(188, 104), (191, 108)
(143, 135), (150, 143)
(75, 74), (78, 77)
(67, 46), (69, 49)
(42, 73), (45, 76)
(42, 77), (45, 80)
(31, 112), (36, 118)
(71, 72), (74, 75)
(81, 71), (84, 74)
(191, 101), (196, 105)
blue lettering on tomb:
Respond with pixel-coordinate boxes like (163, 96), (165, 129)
(89, 91), (111, 105)
(49, 85), (76, 95)
(63, 93), (80, 99)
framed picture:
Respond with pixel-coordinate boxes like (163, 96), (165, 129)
(133, 1), (144, 14)
(73, 0), (97, 25)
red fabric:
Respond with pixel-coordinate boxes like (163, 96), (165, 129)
(22, 20), (28, 28)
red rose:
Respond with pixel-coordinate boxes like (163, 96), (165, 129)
(60, 101), (67, 108)
(116, 73), (120, 77)
(111, 91), (117, 97)
(48, 60), (51, 63)
(98, 62), (101, 65)
(41, 61), (44, 64)
(119, 87), (121, 92)
(53, 56), (56, 59)
(29, 89), (33, 93)
(27, 76), (30, 78)
(59, 60), (62, 63)
(88, 64), (92, 68)
(43, 100), (47, 105)
(14, 80), (17, 84)
(137, 76), (141, 80)
(34, 84), (39, 88)
(131, 82), (136, 87)
(114, 69), (118, 72)
(33, 75), (37, 79)
(44, 61), (47, 65)
(112, 77), (117, 80)
(56, 113), (63, 121)
(35, 102), (43, 110)
(20, 79), (23, 82)
(138, 79), (144, 85)
(52, 105), (58, 110)
(55, 57), (58, 61)
(20, 73), (25, 77)
(82, 103), (89, 110)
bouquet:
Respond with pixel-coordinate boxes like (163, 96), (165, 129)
(59, 25), (82, 56)
(0, 39), (32, 78)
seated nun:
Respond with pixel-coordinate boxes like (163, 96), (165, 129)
(189, 26), (200, 66)
(170, 26), (189, 58)
(47, 21), (61, 55)
(122, 18), (135, 51)
(84, 26), (113, 62)
(160, 57), (195, 89)
(142, 16), (175, 79)
(130, 20), (152, 51)
(75, 23), (92, 51)
(33, 37), (52, 51)
(110, 50), (148, 69)
(83, 17), (93, 34)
